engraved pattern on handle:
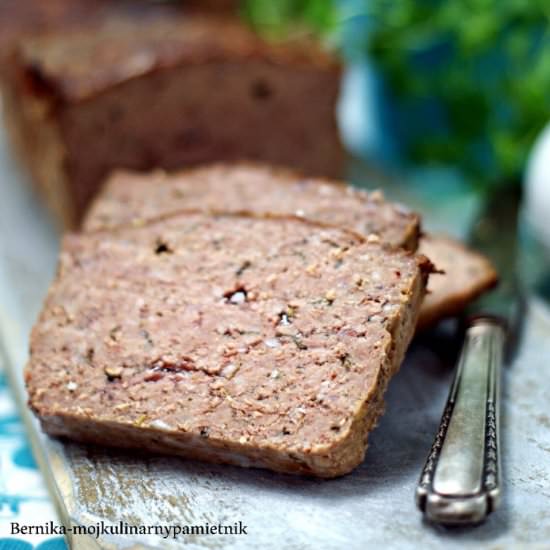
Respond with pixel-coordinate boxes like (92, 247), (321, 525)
(417, 401), (454, 493)
(484, 401), (498, 493)
(416, 319), (504, 525)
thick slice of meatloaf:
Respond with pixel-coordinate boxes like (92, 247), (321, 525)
(84, 163), (420, 251)
(416, 234), (498, 331)
(2, 15), (343, 228)
(26, 212), (430, 477)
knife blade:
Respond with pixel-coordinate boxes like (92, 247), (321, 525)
(416, 185), (523, 525)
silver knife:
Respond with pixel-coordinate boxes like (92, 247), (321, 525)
(416, 186), (522, 525)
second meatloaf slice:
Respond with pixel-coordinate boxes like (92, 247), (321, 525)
(85, 163), (420, 250)
(26, 212), (429, 477)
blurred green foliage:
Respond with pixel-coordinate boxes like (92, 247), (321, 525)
(241, 0), (338, 38)
(367, 0), (550, 187)
(243, 0), (550, 188)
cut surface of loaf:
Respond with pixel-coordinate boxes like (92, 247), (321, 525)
(85, 163), (420, 251)
(3, 15), (343, 228)
(26, 212), (430, 477)
(416, 234), (498, 331)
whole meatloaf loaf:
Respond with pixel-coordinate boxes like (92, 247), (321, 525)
(26, 212), (430, 477)
(85, 163), (420, 251)
(2, 15), (343, 228)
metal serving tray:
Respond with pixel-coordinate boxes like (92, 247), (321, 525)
(0, 124), (549, 549)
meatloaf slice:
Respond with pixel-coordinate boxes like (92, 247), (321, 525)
(26, 212), (430, 477)
(3, 15), (343, 228)
(416, 234), (498, 331)
(84, 163), (420, 251)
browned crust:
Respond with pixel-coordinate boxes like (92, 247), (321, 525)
(12, 15), (341, 104)
(416, 234), (498, 331)
(1, 62), (73, 228)
(26, 212), (431, 477)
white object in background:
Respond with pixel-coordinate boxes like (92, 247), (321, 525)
(521, 122), (550, 312)
(525, 122), (550, 245)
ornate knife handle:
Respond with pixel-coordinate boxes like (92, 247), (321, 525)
(416, 317), (505, 525)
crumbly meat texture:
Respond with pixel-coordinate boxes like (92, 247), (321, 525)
(85, 163), (420, 250)
(3, 15), (343, 227)
(416, 234), (498, 331)
(26, 212), (429, 477)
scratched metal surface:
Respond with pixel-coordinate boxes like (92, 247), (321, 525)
(0, 121), (549, 549)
